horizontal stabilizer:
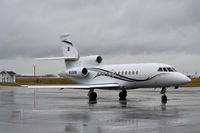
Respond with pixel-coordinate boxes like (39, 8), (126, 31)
(34, 57), (78, 61)
(28, 83), (119, 90)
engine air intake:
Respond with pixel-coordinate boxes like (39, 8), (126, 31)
(96, 56), (102, 64)
(82, 68), (88, 76)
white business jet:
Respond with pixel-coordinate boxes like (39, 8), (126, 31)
(29, 33), (191, 104)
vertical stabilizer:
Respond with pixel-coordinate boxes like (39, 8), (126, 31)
(60, 33), (79, 59)
(60, 33), (79, 69)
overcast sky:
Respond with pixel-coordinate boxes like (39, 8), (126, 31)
(0, 0), (199, 75)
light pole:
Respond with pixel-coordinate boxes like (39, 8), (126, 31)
(33, 64), (37, 108)
(33, 64), (37, 83)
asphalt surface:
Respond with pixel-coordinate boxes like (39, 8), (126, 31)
(0, 86), (200, 133)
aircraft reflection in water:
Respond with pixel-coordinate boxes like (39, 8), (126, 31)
(29, 33), (191, 104)
(63, 105), (180, 133)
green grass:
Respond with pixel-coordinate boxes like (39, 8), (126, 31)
(0, 83), (16, 86)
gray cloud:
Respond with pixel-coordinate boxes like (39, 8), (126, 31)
(0, 0), (199, 74)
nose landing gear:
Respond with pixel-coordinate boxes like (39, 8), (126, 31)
(160, 87), (167, 104)
(161, 94), (167, 104)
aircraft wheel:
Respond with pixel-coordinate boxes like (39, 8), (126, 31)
(89, 92), (97, 102)
(119, 90), (127, 100)
(161, 95), (167, 104)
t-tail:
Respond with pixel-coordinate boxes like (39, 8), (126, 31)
(60, 33), (79, 59)
(60, 33), (80, 68)
(59, 34), (102, 79)
(35, 33), (80, 68)
(35, 33), (102, 78)
(60, 33), (102, 69)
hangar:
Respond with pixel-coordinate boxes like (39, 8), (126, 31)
(0, 71), (16, 83)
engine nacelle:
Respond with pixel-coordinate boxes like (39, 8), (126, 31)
(79, 55), (103, 66)
(65, 67), (88, 77)
(96, 56), (103, 64)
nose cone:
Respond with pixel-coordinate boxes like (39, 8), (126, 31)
(179, 73), (191, 85)
(184, 76), (191, 84)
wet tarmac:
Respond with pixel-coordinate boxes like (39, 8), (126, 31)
(0, 86), (200, 133)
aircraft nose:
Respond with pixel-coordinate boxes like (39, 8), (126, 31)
(180, 74), (191, 85)
(185, 76), (191, 84)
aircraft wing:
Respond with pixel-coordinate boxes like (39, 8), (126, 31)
(27, 83), (120, 90)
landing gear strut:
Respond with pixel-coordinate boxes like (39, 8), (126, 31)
(119, 90), (127, 100)
(160, 87), (167, 104)
(88, 89), (97, 103)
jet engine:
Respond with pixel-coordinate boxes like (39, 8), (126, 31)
(65, 67), (88, 77)
(96, 55), (103, 64)
(79, 55), (103, 66)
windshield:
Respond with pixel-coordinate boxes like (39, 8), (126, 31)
(157, 67), (176, 72)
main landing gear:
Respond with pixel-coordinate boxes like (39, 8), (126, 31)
(119, 90), (127, 100)
(88, 89), (97, 104)
(160, 87), (167, 104)
(88, 89), (128, 104)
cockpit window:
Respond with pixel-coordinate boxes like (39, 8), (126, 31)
(167, 67), (173, 72)
(158, 67), (177, 72)
(158, 67), (163, 72)
(163, 67), (167, 72)
(172, 67), (176, 72)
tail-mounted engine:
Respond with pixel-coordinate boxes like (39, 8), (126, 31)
(79, 55), (103, 66)
(65, 67), (88, 77)
(96, 56), (102, 64)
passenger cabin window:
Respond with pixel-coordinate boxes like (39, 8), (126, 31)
(132, 71), (135, 75)
(136, 71), (138, 75)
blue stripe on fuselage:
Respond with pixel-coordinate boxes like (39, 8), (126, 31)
(88, 68), (161, 82)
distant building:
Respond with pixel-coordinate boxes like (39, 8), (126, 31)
(0, 71), (16, 83)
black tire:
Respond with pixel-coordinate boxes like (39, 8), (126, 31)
(122, 89), (127, 94)
(119, 91), (127, 100)
(89, 92), (97, 101)
(161, 95), (167, 104)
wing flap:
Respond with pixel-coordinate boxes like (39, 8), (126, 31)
(28, 83), (119, 90)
